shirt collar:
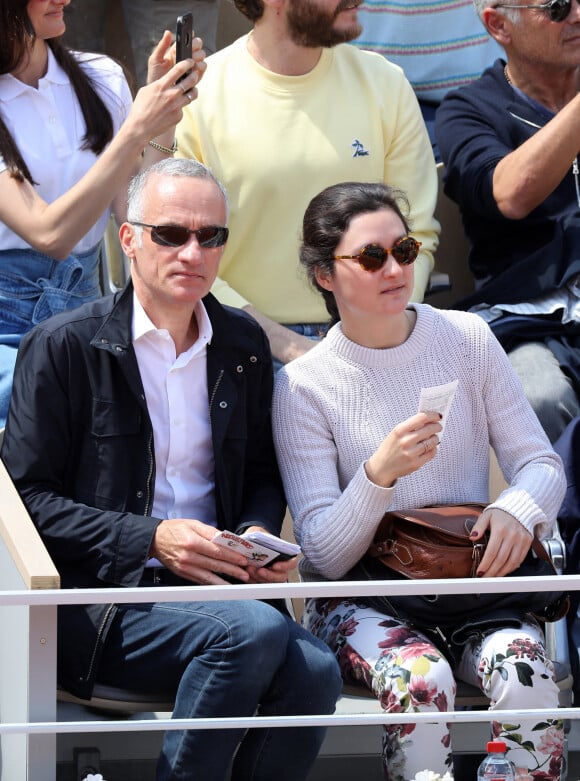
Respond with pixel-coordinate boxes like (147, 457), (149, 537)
(132, 292), (213, 346)
(0, 46), (69, 103)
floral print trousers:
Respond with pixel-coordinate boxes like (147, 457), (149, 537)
(304, 598), (564, 781)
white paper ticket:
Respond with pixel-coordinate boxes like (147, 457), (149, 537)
(417, 380), (458, 442)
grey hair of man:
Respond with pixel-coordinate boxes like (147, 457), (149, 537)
(127, 158), (229, 246)
(473, 0), (521, 24)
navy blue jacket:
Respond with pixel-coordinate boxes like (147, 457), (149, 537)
(553, 416), (580, 571)
(1, 283), (285, 696)
(436, 59), (580, 309)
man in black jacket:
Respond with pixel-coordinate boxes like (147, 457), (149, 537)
(1, 158), (341, 781)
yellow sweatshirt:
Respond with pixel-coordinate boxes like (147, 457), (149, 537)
(177, 35), (439, 324)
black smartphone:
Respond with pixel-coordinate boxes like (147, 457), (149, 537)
(176, 12), (193, 65)
(176, 12), (193, 85)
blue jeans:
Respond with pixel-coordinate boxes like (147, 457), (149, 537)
(0, 245), (102, 428)
(419, 99), (441, 163)
(272, 322), (329, 375)
(96, 599), (342, 781)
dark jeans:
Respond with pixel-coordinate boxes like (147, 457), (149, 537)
(97, 598), (342, 781)
(272, 322), (329, 375)
(419, 99), (441, 163)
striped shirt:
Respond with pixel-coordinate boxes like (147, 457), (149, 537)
(353, 0), (504, 103)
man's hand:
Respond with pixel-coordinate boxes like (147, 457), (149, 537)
(243, 305), (318, 364)
(470, 508), (533, 578)
(246, 556), (298, 584)
(241, 524), (299, 584)
(151, 518), (250, 585)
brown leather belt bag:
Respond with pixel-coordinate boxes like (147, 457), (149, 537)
(367, 503), (488, 579)
(359, 503), (569, 623)
(367, 503), (558, 580)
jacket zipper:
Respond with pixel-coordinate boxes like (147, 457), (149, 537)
(85, 427), (151, 685)
(84, 602), (116, 685)
(86, 415), (153, 684)
(144, 428), (154, 516)
(208, 369), (224, 412)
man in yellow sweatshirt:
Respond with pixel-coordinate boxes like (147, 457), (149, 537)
(176, 0), (439, 367)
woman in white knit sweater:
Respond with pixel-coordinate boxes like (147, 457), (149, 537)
(272, 182), (566, 781)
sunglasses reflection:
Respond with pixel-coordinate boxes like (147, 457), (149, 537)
(130, 222), (229, 248)
(494, 0), (575, 22)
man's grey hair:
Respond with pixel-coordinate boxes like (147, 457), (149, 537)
(126, 158), (229, 226)
(473, 0), (492, 18)
(473, 0), (520, 22)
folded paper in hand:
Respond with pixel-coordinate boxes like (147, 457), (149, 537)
(213, 530), (301, 567)
(417, 380), (458, 443)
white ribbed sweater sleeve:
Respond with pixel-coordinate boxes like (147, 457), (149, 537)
(272, 305), (566, 581)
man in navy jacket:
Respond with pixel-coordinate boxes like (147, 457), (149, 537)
(1, 158), (341, 781)
(436, 0), (580, 443)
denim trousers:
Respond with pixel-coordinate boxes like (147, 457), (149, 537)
(0, 245), (101, 428)
(419, 99), (441, 163)
(272, 323), (329, 375)
(95, 599), (342, 781)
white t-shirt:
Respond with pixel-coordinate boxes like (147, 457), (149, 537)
(0, 48), (132, 254)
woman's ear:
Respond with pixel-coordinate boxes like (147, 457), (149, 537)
(314, 266), (334, 292)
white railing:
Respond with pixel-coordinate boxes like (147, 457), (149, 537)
(1, 445), (578, 780)
(1, 576), (579, 780)
(1, 575), (579, 742)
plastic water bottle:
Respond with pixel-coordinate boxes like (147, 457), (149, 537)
(476, 740), (516, 780)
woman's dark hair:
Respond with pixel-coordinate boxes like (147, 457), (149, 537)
(0, 0), (114, 183)
(234, 0), (265, 21)
(300, 181), (411, 325)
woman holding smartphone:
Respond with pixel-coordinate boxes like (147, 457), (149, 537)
(0, 0), (205, 427)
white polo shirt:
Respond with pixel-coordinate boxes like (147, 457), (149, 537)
(0, 48), (132, 254)
(132, 293), (217, 527)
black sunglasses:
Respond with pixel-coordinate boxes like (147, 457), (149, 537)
(494, 0), (578, 22)
(130, 222), (229, 248)
(334, 236), (421, 272)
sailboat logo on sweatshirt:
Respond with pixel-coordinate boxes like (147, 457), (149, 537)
(351, 139), (369, 157)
